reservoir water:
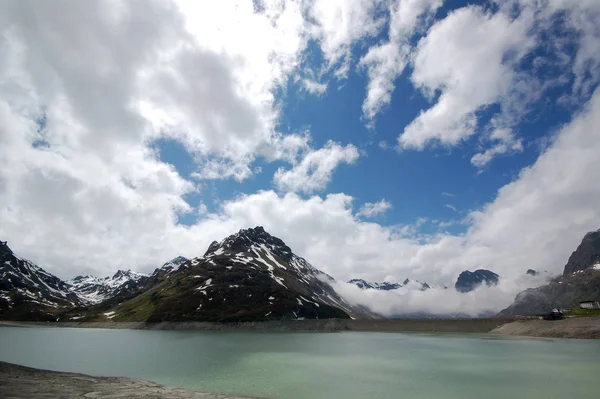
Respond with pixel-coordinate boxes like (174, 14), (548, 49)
(0, 327), (599, 399)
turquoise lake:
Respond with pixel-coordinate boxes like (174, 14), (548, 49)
(1, 327), (599, 399)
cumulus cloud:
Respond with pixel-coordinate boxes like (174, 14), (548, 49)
(360, 0), (442, 122)
(357, 199), (392, 218)
(273, 141), (360, 194)
(306, 0), (386, 77)
(400, 5), (535, 149)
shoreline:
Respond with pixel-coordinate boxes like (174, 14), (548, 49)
(2, 317), (599, 338)
(0, 361), (260, 398)
(0, 318), (511, 333)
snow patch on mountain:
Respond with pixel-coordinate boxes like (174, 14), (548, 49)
(68, 269), (148, 305)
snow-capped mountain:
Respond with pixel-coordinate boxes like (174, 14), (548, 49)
(152, 256), (189, 276)
(348, 279), (402, 290)
(0, 241), (81, 320)
(68, 269), (149, 305)
(85, 227), (376, 322)
(348, 278), (431, 291)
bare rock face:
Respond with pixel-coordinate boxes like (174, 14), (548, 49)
(454, 269), (499, 293)
(562, 229), (600, 275)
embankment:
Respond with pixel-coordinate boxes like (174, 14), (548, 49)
(491, 316), (600, 339)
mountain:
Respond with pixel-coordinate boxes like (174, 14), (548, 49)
(454, 269), (499, 293)
(68, 269), (149, 305)
(348, 279), (402, 290)
(152, 256), (189, 275)
(348, 278), (431, 291)
(0, 241), (81, 321)
(402, 278), (432, 291)
(563, 229), (600, 275)
(499, 228), (600, 316)
(67, 227), (376, 322)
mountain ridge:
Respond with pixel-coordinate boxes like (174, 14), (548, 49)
(499, 228), (600, 316)
(1, 228), (377, 322)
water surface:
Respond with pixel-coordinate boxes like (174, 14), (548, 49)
(0, 327), (599, 399)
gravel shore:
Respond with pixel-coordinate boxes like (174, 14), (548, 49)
(491, 316), (600, 339)
(0, 361), (259, 398)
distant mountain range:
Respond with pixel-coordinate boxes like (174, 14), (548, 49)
(67, 270), (151, 305)
(348, 278), (431, 291)
(499, 228), (600, 316)
(349, 271), (502, 294)
(3, 226), (598, 321)
(0, 228), (375, 322)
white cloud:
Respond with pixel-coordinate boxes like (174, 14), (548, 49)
(441, 192), (455, 197)
(307, 0), (386, 77)
(378, 140), (390, 150)
(357, 199), (392, 218)
(471, 128), (524, 168)
(399, 5), (535, 150)
(273, 141), (360, 194)
(444, 204), (457, 212)
(302, 79), (328, 96)
(360, 0), (442, 122)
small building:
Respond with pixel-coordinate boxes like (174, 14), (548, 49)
(579, 301), (600, 309)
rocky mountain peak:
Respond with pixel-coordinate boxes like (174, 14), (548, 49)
(152, 256), (189, 276)
(206, 226), (294, 262)
(563, 228), (600, 275)
(0, 240), (12, 257)
(204, 241), (220, 256)
(455, 269), (499, 293)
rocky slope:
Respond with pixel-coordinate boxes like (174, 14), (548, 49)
(66, 227), (376, 322)
(455, 269), (499, 293)
(0, 241), (81, 321)
(563, 229), (600, 274)
(499, 228), (600, 316)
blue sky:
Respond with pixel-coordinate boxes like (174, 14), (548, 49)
(2, 0), (600, 314)
(154, 0), (589, 238)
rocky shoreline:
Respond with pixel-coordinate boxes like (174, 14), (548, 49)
(0, 361), (259, 398)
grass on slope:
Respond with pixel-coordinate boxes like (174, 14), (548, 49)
(567, 308), (600, 317)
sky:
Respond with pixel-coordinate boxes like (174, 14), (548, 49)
(1, 0), (600, 315)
